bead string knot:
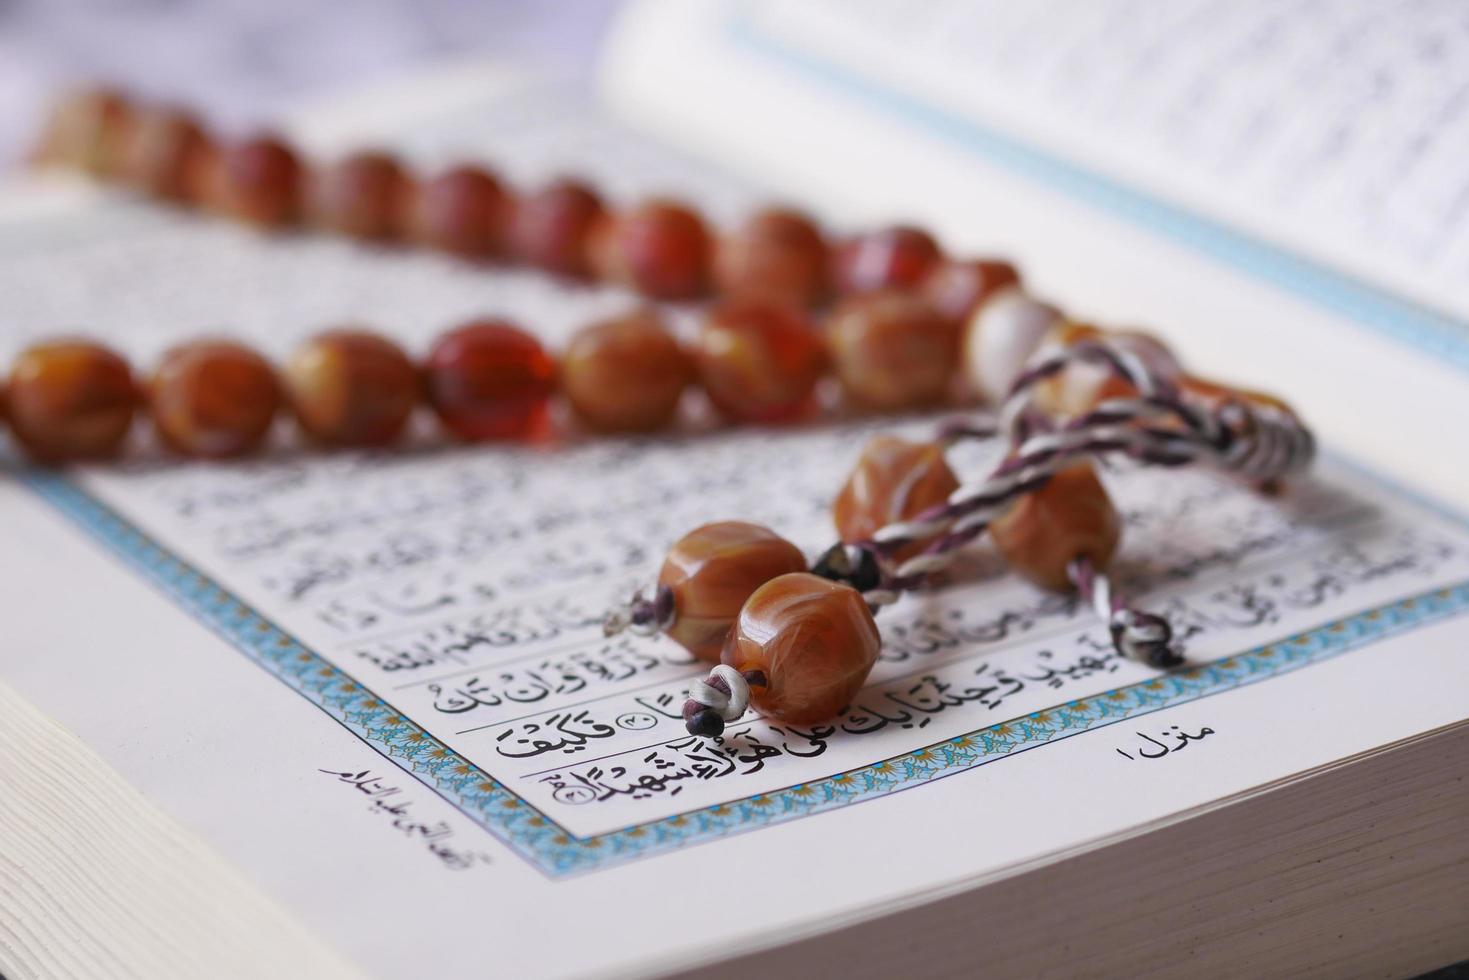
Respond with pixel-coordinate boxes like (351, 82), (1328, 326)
(683, 665), (765, 738)
(602, 585), (675, 638)
(1067, 556), (1182, 668)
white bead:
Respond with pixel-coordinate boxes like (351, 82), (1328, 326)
(962, 287), (1063, 404)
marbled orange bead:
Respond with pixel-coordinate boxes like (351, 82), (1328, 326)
(827, 291), (958, 411)
(561, 311), (692, 433)
(989, 463), (1121, 592)
(961, 288), (1063, 405)
(713, 207), (829, 307)
(33, 86), (134, 176)
(149, 340), (280, 458)
(694, 299), (826, 423)
(212, 134), (303, 228)
(312, 150), (412, 240)
(424, 320), (557, 441)
(510, 178), (606, 278)
(589, 199), (712, 300)
(923, 258), (1022, 328)
(414, 164), (510, 258)
(7, 339), (136, 461)
(284, 330), (419, 447)
(658, 521), (808, 662)
(832, 436), (959, 558)
(123, 106), (214, 203)
(721, 572), (880, 724)
(831, 225), (942, 296)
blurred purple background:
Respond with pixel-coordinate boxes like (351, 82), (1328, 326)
(0, 0), (622, 164)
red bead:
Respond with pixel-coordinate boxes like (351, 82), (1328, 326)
(658, 521), (808, 662)
(312, 150), (413, 241)
(831, 225), (942, 295)
(511, 178), (606, 278)
(212, 134), (303, 228)
(284, 330), (419, 447)
(123, 107), (214, 203)
(923, 258), (1022, 327)
(722, 572), (881, 724)
(149, 340), (280, 458)
(990, 463), (1120, 592)
(590, 199), (712, 300)
(7, 339), (136, 461)
(424, 321), (557, 441)
(827, 291), (958, 410)
(415, 165), (510, 258)
(713, 207), (829, 306)
(832, 436), (959, 558)
(561, 310), (693, 433)
(694, 299), (826, 423)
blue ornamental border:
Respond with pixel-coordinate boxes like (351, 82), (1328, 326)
(25, 471), (1469, 877)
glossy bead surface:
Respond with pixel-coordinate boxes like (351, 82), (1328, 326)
(312, 151), (412, 240)
(961, 288), (1062, 405)
(149, 340), (280, 458)
(831, 225), (942, 295)
(7, 340), (136, 461)
(123, 107), (213, 203)
(694, 300), (826, 423)
(425, 321), (557, 441)
(721, 572), (880, 724)
(924, 258), (1022, 327)
(713, 207), (828, 306)
(34, 87), (134, 176)
(832, 436), (959, 557)
(284, 330), (419, 447)
(658, 521), (808, 662)
(590, 199), (711, 300)
(212, 135), (303, 228)
(561, 311), (692, 432)
(990, 463), (1121, 592)
(827, 291), (957, 410)
(511, 178), (606, 278)
(414, 165), (510, 258)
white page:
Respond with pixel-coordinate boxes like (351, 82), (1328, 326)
(3, 64), (1469, 980)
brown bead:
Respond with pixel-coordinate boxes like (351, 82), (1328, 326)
(123, 107), (214, 203)
(989, 463), (1121, 592)
(149, 340), (280, 458)
(284, 330), (419, 447)
(961, 289), (1063, 405)
(694, 300), (826, 423)
(832, 436), (959, 558)
(7, 340), (136, 461)
(414, 165), (510, 258)
(33, 87), (135, 176)
(312, 151), (412, 240)
(831, 225), (942, 296)
(212, 134), (303, 228)
(589, 199), (712, 300)
(827, 291), (958, 410)
(923, 258), (1022, 327)
(561, 310), (692, 433)
(713, 207), (829, 306)
(721, 572), (880, 724)
(658, 521), (808, 662)
(424, 321), (557, 441)
(511, 178), (606, 278)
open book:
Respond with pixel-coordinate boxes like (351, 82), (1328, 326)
(3, 3), (1468, 977)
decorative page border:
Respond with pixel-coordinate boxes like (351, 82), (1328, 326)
(726, 13), (1469, 374)
(25, 471), (1469, 876)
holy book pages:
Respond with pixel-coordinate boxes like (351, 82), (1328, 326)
(2, 65), (1469, 980)
(603, 0), (1469, 502)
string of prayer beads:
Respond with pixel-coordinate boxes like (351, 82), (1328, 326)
(610, 329), (1314, 737)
